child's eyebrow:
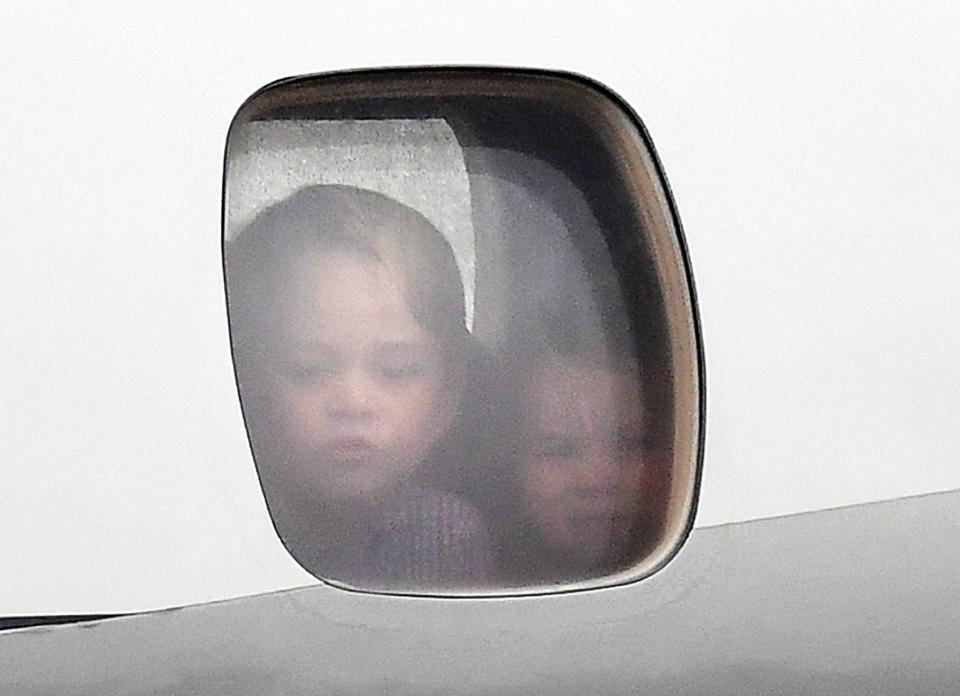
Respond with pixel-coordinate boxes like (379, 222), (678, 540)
(615, 422), (646, 436)
(287, 340), (338, 352)
(532, 432), (581, 443)
(375, 340), (430, 354)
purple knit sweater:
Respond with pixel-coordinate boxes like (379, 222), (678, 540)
(289, 486), (493, 592)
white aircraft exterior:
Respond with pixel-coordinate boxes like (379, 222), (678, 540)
(2, 3), (959, 693)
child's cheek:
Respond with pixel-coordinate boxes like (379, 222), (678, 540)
(277, 386), (329, 444)
(522, 463), (564, 513)
(387, 381), (443, 439)
(625, 453), (671, 503)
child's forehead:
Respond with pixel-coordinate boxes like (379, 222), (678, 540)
(275, 250), (424, 343)
(290, 245), (399, 279)
(533, 358), (641, 390)
(526, 359), (644, 425)
(285, 250), (406, 303)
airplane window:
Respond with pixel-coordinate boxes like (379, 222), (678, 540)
(223, 69), (702, 595)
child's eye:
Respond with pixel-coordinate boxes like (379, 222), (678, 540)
(616, 433), (648, 457)
(282, 363), (337, 385)
(531, 436), (582, 461)
(376, 362), (427, 383)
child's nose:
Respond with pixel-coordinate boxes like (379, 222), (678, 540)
(575, 446), (622, 492)
(327, 367), (378, 421)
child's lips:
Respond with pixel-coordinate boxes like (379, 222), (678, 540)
(566, 510), (633, 542)
(323, 437), (378, 460)
(567, 506), (633, 527)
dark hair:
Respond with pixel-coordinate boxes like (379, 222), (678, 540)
(226, 184), (470, 374)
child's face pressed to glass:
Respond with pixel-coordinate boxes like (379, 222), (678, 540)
(520, 359), (663, 567)
(267, 250), (455, 503)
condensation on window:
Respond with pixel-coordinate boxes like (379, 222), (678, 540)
(226, 118), (477, 329)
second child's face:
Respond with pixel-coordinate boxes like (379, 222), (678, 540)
(267, 250), (456, 503)
(520, 360), (665, 569)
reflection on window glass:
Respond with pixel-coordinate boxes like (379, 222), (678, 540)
(224, 70), (701, 594)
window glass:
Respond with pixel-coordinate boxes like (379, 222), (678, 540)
(224, 70), (702, 594)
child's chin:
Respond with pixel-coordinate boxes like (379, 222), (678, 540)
(321, 472), (406, 504)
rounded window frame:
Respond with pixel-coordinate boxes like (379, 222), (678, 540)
(222, 67), (705, 597)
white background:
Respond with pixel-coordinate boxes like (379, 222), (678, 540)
(2, 2), (959, 613)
